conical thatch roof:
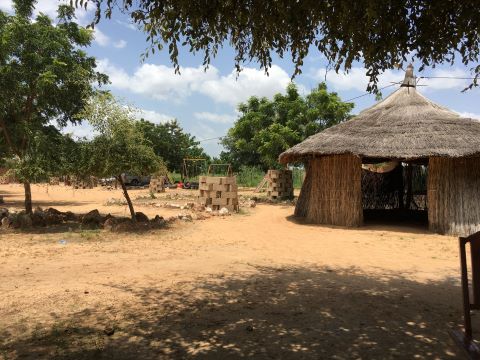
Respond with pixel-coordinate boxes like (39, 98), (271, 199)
(279, 66), (480, 164)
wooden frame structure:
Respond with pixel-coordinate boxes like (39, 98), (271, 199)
(451, 231), (480, 359)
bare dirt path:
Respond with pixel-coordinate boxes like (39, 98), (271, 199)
(0, 184), (465, 359)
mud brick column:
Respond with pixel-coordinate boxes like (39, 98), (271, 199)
(197, 176), (239, 212)
(267, 170), (294, 199)
(149, 176), (165, 193)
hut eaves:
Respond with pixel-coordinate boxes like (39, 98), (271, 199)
(279, 66), (480, 164)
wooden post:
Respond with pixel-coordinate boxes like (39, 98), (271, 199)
(405, 163), (413, 210)
(450, 232), (480, 358)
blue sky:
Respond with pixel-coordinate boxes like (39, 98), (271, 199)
(2, 0), (480, 156)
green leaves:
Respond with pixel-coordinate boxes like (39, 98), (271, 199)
(135, 118), (210, 172)
(80, 93), (164, 178)
(0, 2), (107, 212)
(74, 0), (480, 92)
(222, 83), (353, 170)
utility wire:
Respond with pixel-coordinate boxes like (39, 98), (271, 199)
(343, 75), (477, 103)
(343, 83), (397, 102)
(419, 76), (477, 80)
(198, 136), (223, 142)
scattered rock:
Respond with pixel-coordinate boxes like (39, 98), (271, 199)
(82, 209), (102, 226)
(103, 326), (115, 336)
(196, 213), (207, 220)
(1, 216), (12, 229)
(44, 208), (65, 225)
(105, 198), (127, 206)
(45, 207), (63, 216)
(205, 207), (213, 213)
(103, 217), (117, 231)
(135, 212), (149, 223)
(15, 212), (32, 228)
(64, 211), (76, 221)
(166, 203), (182, 209)
(31, 212), (46, 227)
(245, 325), (254, 332)
(0, 208), (9, 219)
(177, 213), (192, 222)
(151, 215), (166, 228)
(194, 204), (205, 212)
(219, 207), (230, 216)
(114, 220), (137, 232)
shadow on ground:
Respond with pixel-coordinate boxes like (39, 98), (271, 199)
(286, 213), (432, 235)
(1, 266), (463, 359)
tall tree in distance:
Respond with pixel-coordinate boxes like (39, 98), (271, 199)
(221, 83), (353, 170)
(0, 1), (107, 213)
(135, 119), (209, 173)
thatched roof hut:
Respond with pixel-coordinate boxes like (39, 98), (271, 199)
(280, 65), (480, 235)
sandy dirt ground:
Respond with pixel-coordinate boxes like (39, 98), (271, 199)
(0, 184), (470, 359)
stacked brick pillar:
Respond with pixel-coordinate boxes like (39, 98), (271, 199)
(149, 176), (165, 193)
(267, 170), (294, 199)
(197, 176), (239, 212)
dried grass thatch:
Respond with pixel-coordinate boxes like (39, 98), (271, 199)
(428, 157), (480, 236)
(296, 155), (363, 226)
(280, 67), (480, 164)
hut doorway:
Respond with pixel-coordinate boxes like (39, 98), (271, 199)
(361, 161), (428, 227)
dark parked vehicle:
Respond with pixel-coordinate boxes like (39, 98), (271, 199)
(121, 174), (151, 186)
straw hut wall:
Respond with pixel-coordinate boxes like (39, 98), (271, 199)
(296, 155), (362, 226)
(428, 157), (480, 235)
(280, 65), (480, 236)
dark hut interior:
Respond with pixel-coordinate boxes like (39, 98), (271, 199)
(361, 160), (428, 227)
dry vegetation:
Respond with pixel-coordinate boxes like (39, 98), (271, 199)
(0, 184), (468, 359)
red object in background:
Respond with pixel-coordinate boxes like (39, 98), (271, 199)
(177, 182), (184, 189)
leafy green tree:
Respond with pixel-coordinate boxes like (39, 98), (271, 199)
(80, 94), (164, 221)
(5, 125), (66, 187)
(135, 119), (210, 173)
(0, 1), (107, 213)
(79, 0), (480, 91)
(222, 83), (353, 170)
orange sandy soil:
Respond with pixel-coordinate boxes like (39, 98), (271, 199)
(0, 184), (469, 359)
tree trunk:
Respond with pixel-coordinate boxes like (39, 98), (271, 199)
(118, 175), (136, 221)
(24, 181), (33, 214)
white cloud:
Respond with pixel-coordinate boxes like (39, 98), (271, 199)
(312, 66), (473, 92)
(115, 19), (137, 31)
(136, 109), (171, 124)
(456, 111), (480, 120)
(113, 39), (127, 49)
(93, 28), (110, 47)
(61, 122), (96, 139)
(97, 59), (218, 102)
(97, 59), (293, 106)
(194, 112), (235, 124)
(311, 67), (403, 92)
(197, 65), (292, 105)
(1, 0), (92, 22)
(0, 0), (13, 12)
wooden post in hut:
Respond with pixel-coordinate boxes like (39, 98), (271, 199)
(405, 163), (413, 210)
